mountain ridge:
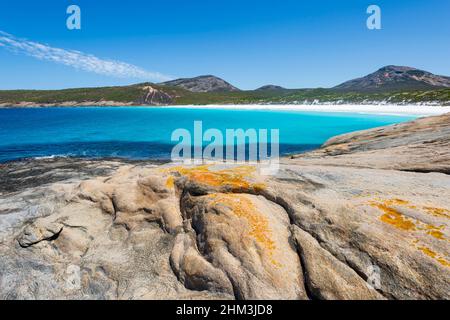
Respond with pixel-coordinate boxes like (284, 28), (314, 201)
(160, 75), (240, 93)
(256, 85), (287, 91)
(1, 66), (449, 106)
(334, 65), (450, 92)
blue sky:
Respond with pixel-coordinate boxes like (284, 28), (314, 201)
(0, 0), (449, 90)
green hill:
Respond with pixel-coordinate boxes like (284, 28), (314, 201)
(1, 65), (450, 107)
(1, 84), (449, 106)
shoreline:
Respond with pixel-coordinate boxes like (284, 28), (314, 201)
(1, 103), (450, 116)
(0, 107), (445, 163)
(159, 104), (450, 116)
(2, 113), (449, 299)
(0, 155), (171, 165)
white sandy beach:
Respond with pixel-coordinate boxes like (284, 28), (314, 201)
(165, 104), (450, 117)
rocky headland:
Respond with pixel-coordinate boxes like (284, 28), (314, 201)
(0, 113), (449, 300)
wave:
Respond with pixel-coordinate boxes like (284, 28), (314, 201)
(0, 141), (319, 163)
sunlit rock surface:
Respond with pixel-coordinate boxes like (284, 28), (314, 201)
(1, 113), (449, 300)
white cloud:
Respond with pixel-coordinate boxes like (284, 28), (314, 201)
(0, 31), (172, 82)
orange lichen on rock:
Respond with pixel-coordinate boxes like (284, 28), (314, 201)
(369, 199), (448, 241)
(381, 200), (450, 220)
(165, 176), (175, 189)
(423, 206), (450, 219)
(419, 246), (437, 258)
(422, 224), (446, 241)
(208, 193), (278, 266)
(370, 201), (417, 231)
(388, 198), (410, 206)
(427, 230), (445, 240)
(163, 165), (266, 192)
(437, 258), (450, 267)
(418, 246), (450, 267)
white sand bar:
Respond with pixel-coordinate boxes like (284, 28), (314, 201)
(164, 104), (450, 117)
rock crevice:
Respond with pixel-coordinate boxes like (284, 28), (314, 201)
(1, 114), (450, 299)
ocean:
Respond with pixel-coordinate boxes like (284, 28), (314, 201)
(0, 107), (417, 163)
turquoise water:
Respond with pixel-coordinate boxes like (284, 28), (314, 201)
(0, 107), (416, 163)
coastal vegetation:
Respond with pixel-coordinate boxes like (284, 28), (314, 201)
(2, 66), (449, 106)
(1, 84), (449, 106)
